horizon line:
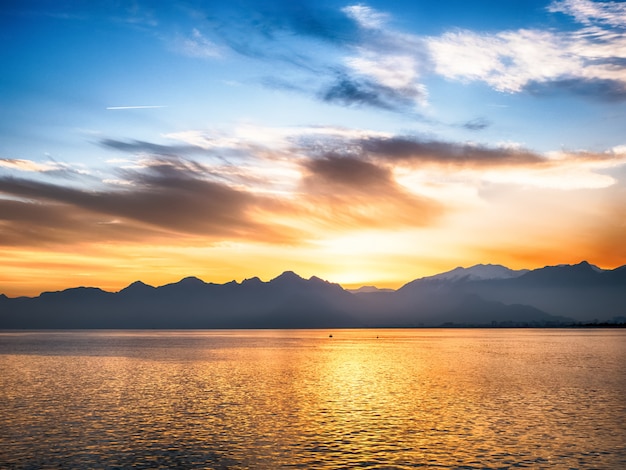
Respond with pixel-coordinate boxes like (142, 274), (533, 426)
(0, 259), (614, 299)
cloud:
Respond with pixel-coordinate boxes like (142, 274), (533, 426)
(0, 158), (93, 180)
(357, 136), (544, 167)
(463, 118), (491, 131)
(171, 28), (221, 59)
(304, 153), (396, 189)
(525, 77), (626, 100)
(194, 1), (428, 113)
(341, 5), (389, 30)
(212, 1), (626, 106)
(336, 1), (626, 103)
(100, 138), (204, 156)
(0, 197), (166, 247)
(0, 157), (300, 247)
(427, 29), (580, 93)
(294, 133), (626, 190)
(427, 1), (626, 99)
(299, 154), (443, 229)
(0, 158), (58, 172)
(339, 6), (429, 108)
(548, 0), (626, 27)
(4, 126), (624, 250)
(342, 53), (428, 107)
(320, 74), (420, 111)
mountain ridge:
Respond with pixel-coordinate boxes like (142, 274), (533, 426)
(1, 262), (624, 328)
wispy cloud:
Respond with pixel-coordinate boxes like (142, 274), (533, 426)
(192, 1), (626, 110)
(0, 158), (58, 172)
(2, 125), (625, 250)
(191, 2), (426, 113)
(428, 29), (579, 93)
(428, 0), (626, 98)
(353, 136), (545, 167)
(548, 0), (626, 27)
(170, 28), (221, 59)
(100, 138), (202, 156)
(319, 74), (424, 111)
(341, 5), (389, 30)
(0, 158), (92, 179)
(0, 157), (299, 247)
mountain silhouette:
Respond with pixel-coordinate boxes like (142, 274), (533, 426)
(420, 263), (529, 282)
(457, 261), (626, 321)
(1, 262), (624, 328)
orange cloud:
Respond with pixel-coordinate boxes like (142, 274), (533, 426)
(1, 129), (625, 297)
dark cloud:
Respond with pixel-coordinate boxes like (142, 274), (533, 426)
(463, 118), (490, 131)
(300, 154), (443, 229)
(357, 136), (543, 166)
(320, 75), (419, 112)
(304, 154), (395, 189)
(100, 138), (203, 156)
(0, 198), (165, 247)
(525, 78), (626, 101)
(0, 158), (300, 247)
(101, 138), (246, 171)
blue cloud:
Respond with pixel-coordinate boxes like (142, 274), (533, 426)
(320, 75), (418, 112)
(525, 78), (626, 101)
(463, 118), (491, 131)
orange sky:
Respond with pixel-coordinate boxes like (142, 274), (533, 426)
(2, 135), (625, 297)
(2, 1), (626, 297)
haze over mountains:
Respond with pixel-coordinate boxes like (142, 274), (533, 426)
(1, 261), (625, 328)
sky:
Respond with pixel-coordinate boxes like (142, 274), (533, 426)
(1, 0), (626, 296)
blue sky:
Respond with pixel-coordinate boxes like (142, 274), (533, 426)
(1, 0), (626, 295)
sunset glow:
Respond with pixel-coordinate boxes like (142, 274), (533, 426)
(1, 0), (625, 297)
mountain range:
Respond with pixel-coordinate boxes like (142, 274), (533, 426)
(1, 261), (625, 328)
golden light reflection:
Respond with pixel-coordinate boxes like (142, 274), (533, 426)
(3, 330), (625, 467)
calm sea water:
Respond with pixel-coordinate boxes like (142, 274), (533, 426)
(0, 329), (625, 469)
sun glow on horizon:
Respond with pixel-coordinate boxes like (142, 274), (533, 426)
(1, 1), (626, 297)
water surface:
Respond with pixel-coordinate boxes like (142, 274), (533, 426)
(1, 329), (625, 469)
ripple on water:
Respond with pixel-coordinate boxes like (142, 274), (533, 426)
(0, 329), (625, 469)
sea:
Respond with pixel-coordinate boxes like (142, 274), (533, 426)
(0, 328), (624, 469)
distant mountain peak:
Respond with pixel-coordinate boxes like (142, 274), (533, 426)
(119, 280), (155, 294)
(130, 280), (154, 288)
(519, 260), (608, 285)
(575, 261), (603, 272)
(183, 275), (202, 281)
(272, 271), (305, 283)
(348, 286), (395, 293)
(424, 264), (528, 282)
(177, 276), (206, 286)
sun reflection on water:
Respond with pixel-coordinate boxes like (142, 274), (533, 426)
(0, 329), (625, 468)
